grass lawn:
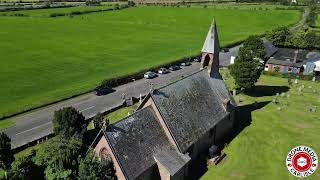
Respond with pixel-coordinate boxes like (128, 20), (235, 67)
(201, 74), (320, 180)
(0, 118), (15, 130)
(87, 103), (137, 130)
(316, 14), (320, 28)
(0, 6), (301, 118)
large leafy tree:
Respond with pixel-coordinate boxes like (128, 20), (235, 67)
(53, 107), (87, 138)
(242, 35), (266, 59)
(230, 37), (265, 90)
(266, 26), (290, 46)
(34, 136), (82, 179)
(9, 151), (44, 180)
(78, 149), (115, 180)
(0, 132), (14, 175)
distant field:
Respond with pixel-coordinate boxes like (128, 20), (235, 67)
(0, 6), (301, 118)
(0, 6), (114, 17)
(201, 72), (320, 180)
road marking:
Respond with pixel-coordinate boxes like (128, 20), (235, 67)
(16, 121), (52, 136)
(80, 105), (95, 112)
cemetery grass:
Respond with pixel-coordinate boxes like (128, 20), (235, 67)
(201, 74), (320, 180)
(0, 6), (301, 118)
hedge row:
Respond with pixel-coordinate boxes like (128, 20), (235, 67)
(49, 5), (130, 17)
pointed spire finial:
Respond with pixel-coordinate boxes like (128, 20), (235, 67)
(201, 17), (220, 54)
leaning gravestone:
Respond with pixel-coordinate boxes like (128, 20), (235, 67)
(312, 77), (316, 82)
(281, 92), (286, 97)
(276, 93), (280, 97)
(294, 79), (298, 84)
(272, 97), (277, 104)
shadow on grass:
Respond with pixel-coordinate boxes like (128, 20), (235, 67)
(247, 85), (289, 97)
(188, 101), (270, 180)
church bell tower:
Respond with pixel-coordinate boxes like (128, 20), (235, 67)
(200, 17), (221, 79)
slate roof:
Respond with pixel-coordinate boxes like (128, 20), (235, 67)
(104, 106), (188, 180)
(266, 48), (308, 67)
(202, 17), (220, 54)
(154, 147), (191, 175)
(150, 70), (234, 153)
(262, 38), (278, 58)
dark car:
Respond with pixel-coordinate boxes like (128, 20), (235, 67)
(222, 48), (229, 53)
(169, 65), (180, 71)
(94, 85), (114, 96)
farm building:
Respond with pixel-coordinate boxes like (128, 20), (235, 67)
(91, 18), (237, 180)
(264, 48), (320, 75)
(264, 48), (308, 74)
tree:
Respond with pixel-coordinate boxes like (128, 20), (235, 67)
(266, 26), (290, 46)
(34, 136), (82, 179)
(0, 132), (14, 176)
(53, 107), (87, 138)
(242, 35), (266, 59)
(229, 39), (264, 90)
(9, 150), (44, 180)
(78, 149), (115, 180)
(93, 112), (104, 129)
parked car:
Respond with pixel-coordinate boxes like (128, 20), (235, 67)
(222, 48), (229, 53)
(144, 71), (157, 79)
(158, 68), (169, 74)
(181, 61), (191, 66)
(194, 58), (201, 62)
(169, 65), (180, 71)
(94, 85), (114, 96)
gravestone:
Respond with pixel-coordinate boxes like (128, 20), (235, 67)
(233, 89), (236, 97)
(312, 77), (316, 82)
(286, 94), (290, 99)
(294, 79), (298, 84)
(272, 97), (277, 104)
(125, 98), (133, 106)
(281, 92), (286, 97)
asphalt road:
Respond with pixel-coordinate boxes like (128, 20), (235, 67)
(3, 53), (236, 149)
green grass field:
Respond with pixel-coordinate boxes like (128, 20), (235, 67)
(0, 6), (301, 118)
(0, 6), (114, 17)
(201, 73), (320, 180)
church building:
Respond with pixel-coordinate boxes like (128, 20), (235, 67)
(91, 18), (237, 180)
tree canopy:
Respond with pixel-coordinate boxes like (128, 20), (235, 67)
(34, 136), (82, 179)
(78, 148), (115, 180)
(53, 107), (87, 138)
(229, 36), (265, 90)
(0, 132), (14, 171)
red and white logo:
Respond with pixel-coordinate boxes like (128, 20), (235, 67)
(286, 145), (318, 177)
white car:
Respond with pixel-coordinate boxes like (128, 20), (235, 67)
(158, 68), (169, 74)
(144, 71), (157, 79)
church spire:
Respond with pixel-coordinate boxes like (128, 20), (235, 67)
(201, 17), (220, 54)
(200, 17), (221, 79)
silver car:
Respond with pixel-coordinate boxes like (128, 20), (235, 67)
(144, 71), (157, 79)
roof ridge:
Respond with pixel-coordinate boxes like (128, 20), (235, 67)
(109, 106), (152, 126)
(152, 69), (205, 93)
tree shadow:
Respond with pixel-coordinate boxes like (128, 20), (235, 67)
(187, 101), (270, 180)
(246, 85), (289, 97)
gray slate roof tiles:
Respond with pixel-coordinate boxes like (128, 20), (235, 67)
(151, 70), (233, 153)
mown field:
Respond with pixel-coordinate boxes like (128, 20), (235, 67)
(0, 6), (301, 118)
(201, 72), (320, 180)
